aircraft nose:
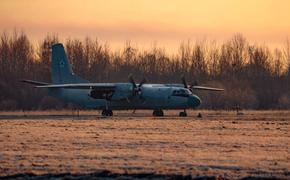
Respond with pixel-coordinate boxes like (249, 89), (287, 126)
(188, 95), (201, 108)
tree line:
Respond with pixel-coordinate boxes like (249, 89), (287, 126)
(0, 31), (290, 110)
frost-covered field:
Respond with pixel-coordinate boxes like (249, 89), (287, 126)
(0, 110), (289, 179)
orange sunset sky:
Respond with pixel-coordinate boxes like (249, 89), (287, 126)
(0, 0), (290, 52)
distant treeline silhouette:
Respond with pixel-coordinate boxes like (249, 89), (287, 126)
(0, 31), (290, 110)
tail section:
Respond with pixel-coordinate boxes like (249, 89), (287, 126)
(51, 43), (88, 84)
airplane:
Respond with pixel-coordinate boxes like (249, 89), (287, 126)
(22, 43), (223, 117)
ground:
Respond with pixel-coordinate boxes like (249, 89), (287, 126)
(0, 110), (289, 179)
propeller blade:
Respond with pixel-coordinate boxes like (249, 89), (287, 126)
(138, 77), (147, 88)
(128, 74), (137, 88)
(181, 75), (187, 88)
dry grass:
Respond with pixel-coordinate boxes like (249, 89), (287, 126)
(0, 110), (289, 179)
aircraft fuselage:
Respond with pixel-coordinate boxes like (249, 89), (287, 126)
(48, 83), (201, 110)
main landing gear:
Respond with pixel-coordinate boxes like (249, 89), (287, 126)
(179, 109), (187, 117)
(102, 109), (113, 116)
(153, 109), (164, 117)
(152, 109), (188, 117)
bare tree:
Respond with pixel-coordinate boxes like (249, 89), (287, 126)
(1, 31), (290, 110)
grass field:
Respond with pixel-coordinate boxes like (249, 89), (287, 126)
(0, 110), (289, 179)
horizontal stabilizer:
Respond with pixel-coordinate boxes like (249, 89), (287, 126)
(20, 79), (49, 86)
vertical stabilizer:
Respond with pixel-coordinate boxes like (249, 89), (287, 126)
(51, 43), (88, 84)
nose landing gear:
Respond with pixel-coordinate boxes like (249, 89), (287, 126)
(179, 109), (187, 117)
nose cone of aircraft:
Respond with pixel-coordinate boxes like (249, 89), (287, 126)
(188, 95), (201, 108)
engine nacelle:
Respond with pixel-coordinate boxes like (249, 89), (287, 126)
(110, 83), (132, 101)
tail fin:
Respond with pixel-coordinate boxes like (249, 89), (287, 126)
(51, 43), (88, 84)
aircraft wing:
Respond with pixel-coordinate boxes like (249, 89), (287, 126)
(164, 84), (224, 91)
(192, 86), (224, 91)
(35, 83), (116, 90)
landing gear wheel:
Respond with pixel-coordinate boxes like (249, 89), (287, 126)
(108, 110), (113, 116)
(101, 110), (106, 116)
(153, 109), (164, 117)
(102, 109), (113, 116)
(179, 110), (187, 117)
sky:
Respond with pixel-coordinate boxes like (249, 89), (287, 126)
(0, 0), (290, 52)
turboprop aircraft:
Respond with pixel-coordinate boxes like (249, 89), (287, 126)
(22, 43), (223, 117)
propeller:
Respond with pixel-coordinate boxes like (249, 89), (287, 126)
(181, 75), (194, 92)
(181, 75), (188, 89)
(129, 74), (147, 95)
(181, 75), (224, 92)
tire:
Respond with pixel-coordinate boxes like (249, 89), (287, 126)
(158, 110), (164, 116)
(153, 109), (164, 117)
(102, 109), (113, 116)
(179, 111), (187, 117)
(108, 110), (113, 116)
(102, 110), (106, 116)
